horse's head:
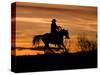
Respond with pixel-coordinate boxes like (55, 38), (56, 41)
(61, 29), (70, 39)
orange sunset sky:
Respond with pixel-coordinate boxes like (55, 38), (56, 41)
(11, 2), (97, 56)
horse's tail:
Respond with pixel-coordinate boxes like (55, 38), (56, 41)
(32, 35), (43, 46)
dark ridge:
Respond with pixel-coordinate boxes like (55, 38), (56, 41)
(11, 50), (97, 73)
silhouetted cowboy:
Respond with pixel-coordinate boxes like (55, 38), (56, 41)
(50, 19), (63, 44)
(51, 19), (59, 34)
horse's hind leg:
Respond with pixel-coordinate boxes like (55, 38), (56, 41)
(56, 44), (62, 51)
(44, 44), (47, 54)
(44, 43), (50, 54)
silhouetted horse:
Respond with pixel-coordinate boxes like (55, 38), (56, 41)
(32, 29), (70, 53)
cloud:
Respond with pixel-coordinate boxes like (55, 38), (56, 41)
(16, 17), (50, 24)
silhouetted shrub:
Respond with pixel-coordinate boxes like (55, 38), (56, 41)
(77, 34), (97, 52)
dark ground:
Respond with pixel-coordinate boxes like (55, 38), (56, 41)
(11, 50), (97, 73)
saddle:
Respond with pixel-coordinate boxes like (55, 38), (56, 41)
(50, 31), (60, 43)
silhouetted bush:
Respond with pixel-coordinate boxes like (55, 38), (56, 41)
(77, 34), (97, 52)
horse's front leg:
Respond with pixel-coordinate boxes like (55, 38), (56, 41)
(62, 44), (67, 52)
